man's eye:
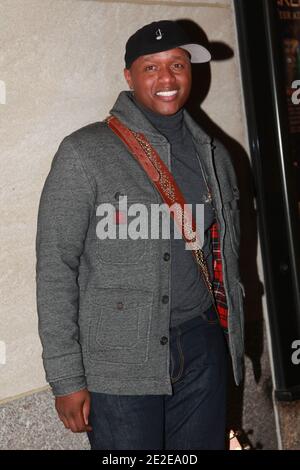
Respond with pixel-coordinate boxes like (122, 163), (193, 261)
(173, 63), (184, 69)
(145, 65), (156, 71)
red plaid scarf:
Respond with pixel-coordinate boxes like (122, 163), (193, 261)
(210, 221), (228, 333)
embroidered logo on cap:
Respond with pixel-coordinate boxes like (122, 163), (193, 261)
(155, 29), (163, 40)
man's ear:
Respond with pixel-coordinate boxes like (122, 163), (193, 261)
(124, 68), (133, 90)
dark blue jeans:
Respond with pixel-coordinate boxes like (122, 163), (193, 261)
(87, 305), (228, 450)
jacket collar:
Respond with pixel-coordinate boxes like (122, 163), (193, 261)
(183, 110), (212, 146)
(109, 91), (211, 146)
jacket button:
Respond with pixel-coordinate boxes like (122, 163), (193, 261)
(162, 295), (169, 304)
(163, 252), (170, 261)
(116, 301), (124, 310)
(160, 336), (168, 345)
(114, 191), (125, 200)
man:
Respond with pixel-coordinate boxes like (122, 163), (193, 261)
(36, 20), (244, 450)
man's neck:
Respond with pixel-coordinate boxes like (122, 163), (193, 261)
(130, 93), (184, 141)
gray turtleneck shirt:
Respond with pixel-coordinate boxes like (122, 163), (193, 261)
(132, 96), (215, 327)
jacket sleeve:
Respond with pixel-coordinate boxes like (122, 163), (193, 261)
(36, 136), (94, 396)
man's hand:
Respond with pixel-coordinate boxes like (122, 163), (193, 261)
(55, 388), (92, 433)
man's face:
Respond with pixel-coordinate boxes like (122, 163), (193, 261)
(124, 47), (192, 116)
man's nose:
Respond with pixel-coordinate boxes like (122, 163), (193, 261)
(158, 67), (176, 84)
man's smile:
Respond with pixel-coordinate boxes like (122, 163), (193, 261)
(155, 90), (178, 96)
(155, 89), (179, 101)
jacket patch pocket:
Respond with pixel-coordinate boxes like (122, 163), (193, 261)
(87, 287), (153, 365)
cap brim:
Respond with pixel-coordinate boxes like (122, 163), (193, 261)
(180, 43), (211, 63)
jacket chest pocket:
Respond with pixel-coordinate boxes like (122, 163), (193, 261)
(94, 196), (153, 265)
(87, 287), (153, 365)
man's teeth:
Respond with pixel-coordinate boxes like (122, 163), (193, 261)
(156, 90), (178, 97)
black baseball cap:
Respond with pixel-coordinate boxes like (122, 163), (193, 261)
(125, 20), (211, 69)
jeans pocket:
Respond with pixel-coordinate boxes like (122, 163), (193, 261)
(170, 333), (185, 383)
(169, 349), (174, 378)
